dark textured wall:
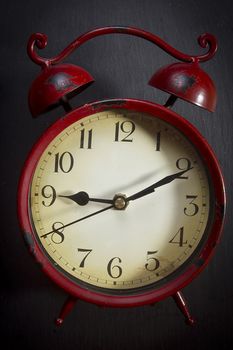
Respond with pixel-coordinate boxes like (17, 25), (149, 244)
(1, 0), (233, 349)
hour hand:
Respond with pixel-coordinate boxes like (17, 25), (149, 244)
(59, 191), (113, 206)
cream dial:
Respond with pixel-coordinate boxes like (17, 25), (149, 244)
(30, 109), (211, 291)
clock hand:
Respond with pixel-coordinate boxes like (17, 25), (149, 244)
(59, 191), (113, 205)
(126, 167), (193, 202)
(41, 204), (114, 239)
(42, 168), (192, 238)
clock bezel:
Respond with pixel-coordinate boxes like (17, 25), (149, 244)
(17, 98), (225, 307)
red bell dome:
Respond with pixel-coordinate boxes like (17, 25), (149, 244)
(149, 62), (216, 112)
(29, 63), (94, 117)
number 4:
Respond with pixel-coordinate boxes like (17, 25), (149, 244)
(169, 227), (187, 247)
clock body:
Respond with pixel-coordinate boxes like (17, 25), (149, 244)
(18, 99), (225, 307)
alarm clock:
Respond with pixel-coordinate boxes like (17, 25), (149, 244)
(18, 26), (225, 326)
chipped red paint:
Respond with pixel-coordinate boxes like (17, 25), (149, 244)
(27, 27), (217, 117)
(17, 98), (225, 308)
(28, 63), (94, 117)
(149, 62), (217, 112)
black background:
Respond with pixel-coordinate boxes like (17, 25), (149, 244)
(1, 0), (233, 349)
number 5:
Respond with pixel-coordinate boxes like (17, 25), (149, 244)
(145, 250), (160, 271)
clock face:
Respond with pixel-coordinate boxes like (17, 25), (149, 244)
(29, 105), (214, 293)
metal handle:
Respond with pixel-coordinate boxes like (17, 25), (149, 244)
(27, 26), (217, 69)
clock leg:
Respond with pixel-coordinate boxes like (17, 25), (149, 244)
(163, 94), (178, 109)
(173, 291), (195, 326)
(55, 295), (78, 326)
(60, 95), (73, 113)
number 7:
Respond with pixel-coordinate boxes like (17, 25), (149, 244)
(77, 248), (92, 268)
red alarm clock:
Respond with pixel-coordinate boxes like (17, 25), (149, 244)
(18, 27), (225, 326)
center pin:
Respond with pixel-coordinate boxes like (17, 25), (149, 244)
(113, 194), (128, 210)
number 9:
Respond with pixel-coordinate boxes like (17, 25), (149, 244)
(41, 185), (56, 207)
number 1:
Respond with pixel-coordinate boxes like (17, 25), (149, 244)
(155, 131), (161, 151)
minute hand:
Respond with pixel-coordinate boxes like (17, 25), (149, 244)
(127, 167), (193, 202)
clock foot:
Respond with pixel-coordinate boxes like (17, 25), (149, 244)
(173, 291), (195, 326)
(55, 295), (77, 326)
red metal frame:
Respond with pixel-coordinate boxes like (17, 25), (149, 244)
(17, 98), (225, 308)
(27, 26), (217, 69)
(27, 26), (218, 118)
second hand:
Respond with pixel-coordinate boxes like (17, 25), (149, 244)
(41, 204), (114, 239)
